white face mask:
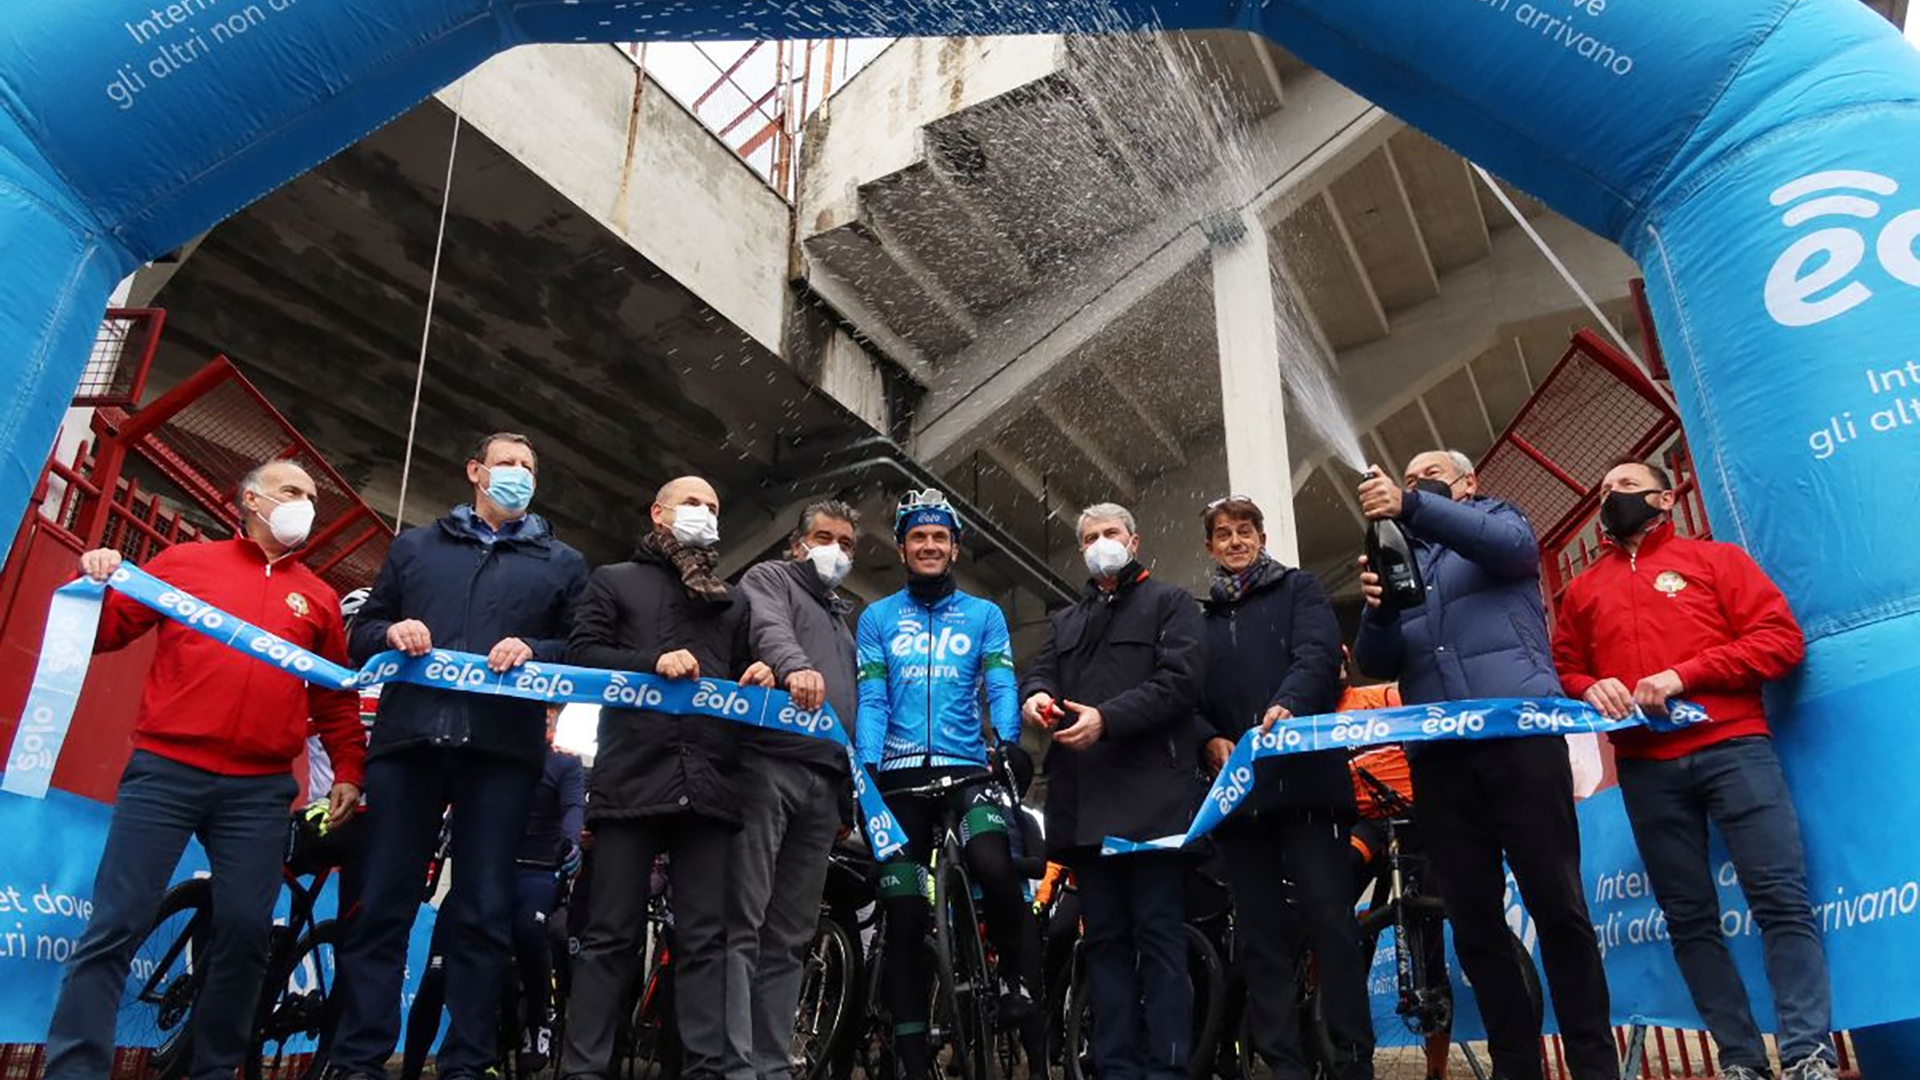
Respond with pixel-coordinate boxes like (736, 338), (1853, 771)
(256, 494), (315, 548)
(1083, 535), (1132, 579)
(805, 543), (852, 589)
(670, 504), (720, 548)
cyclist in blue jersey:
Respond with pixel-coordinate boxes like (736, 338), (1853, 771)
(855, 489), (1038, 1080)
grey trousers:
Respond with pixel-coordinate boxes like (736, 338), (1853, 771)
(721, 754), (843, 1080)
(44, 751), (295, 1080)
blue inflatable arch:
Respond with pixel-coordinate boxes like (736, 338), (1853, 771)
(4, 0), (1920, 1050)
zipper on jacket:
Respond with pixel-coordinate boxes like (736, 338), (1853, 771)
(922, 598), (936, 769)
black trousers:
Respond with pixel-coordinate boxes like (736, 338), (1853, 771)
(560, 815), (732, 1080)
(1409, 737), (1615, 1080)
(1072, 851), (1189, 1080)
(1217, 812), (1375, 1080)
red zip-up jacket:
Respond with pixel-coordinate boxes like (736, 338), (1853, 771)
(1551, 522), (1805, 761)
(95, 538), (366, 787)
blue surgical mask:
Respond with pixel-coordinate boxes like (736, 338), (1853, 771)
(483, 464), (535, 513)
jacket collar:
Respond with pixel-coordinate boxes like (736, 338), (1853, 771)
(1205, 554), (1288, 609)
(1086, 562), (1149, 600)
(441, 504), (553, 553)
(782, 556), (854, 615)
(1602, 518), (1677, 560)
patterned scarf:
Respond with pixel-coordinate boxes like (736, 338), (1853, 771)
(637, 528), (730, 604)
(1210, 551), (1276, 605)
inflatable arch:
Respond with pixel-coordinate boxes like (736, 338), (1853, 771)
(4, 0), (1920, 1056)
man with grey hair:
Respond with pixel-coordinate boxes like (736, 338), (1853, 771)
(1354, 450), (1615, 1080)
(47, 459), (365, 1080)
(726, 500), (863, 1080)
(1022, 502), (1205, 1080)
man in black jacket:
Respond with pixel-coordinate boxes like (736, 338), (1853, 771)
(726, 501), (860, 1080)
(1020, 502), (1204, 1080)
(329, 433), (589, 1080)
(559, 475), (774, 1080)
(1197, 497), (1373, 1080)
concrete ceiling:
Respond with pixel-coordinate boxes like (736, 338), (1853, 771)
(147, 97), (877, 571)
(794, 29), (1642, 598)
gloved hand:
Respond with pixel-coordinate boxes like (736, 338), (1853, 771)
(558, 840), (583, 880)
(990, 742), (1034, 797)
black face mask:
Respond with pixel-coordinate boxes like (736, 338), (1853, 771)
(1600, 490), (1664, 540)
(1410, 477), (1455, 502)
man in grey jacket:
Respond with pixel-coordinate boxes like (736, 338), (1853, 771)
(725, 500), (862, 1080)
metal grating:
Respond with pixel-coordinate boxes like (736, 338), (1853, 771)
(73, 309), (164, 408)
(1477, 329), (1679, 546)
(96, 356), (393, 596)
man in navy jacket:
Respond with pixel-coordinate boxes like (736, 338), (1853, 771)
(1354, 450), (1614, 1080)
(327, 432), (589, 1080)
(1198, 496), (1372, 1080)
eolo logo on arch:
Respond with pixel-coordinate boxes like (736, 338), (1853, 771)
(1764, 170), (1920, 328)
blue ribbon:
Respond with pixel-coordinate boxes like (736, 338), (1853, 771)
(2, 564), (906, 859)
(1101, 697), (1711, 856)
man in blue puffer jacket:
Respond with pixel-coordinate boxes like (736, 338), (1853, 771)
(1354, 449), (1614, 1080)
(327, 432), (589, 1080)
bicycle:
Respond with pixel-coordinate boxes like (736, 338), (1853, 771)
(1350, 764), (1541, 1077)
(124, 807), (355, 1080)
(618, 862), (681, 1080)
(853, 770), (1013, 1080)
(794, 843), (871, 1080)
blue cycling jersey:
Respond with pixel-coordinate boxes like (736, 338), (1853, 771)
(854, 587), (1019, 772)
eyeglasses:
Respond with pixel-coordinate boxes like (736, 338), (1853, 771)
(1204, 494), (1257, 512)
(898, 488), (950, 511)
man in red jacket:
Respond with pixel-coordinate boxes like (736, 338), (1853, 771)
(1552, 459), (1833, 1080)
(41, 458), (367, 1080)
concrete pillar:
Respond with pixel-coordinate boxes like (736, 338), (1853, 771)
(1208, 214), (1299, 566)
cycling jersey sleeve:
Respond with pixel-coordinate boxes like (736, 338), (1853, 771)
(981, 604), (1019, 746)
(854, 605), (890, 769)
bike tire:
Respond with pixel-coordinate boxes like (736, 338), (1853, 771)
(1511, 930), (1544, 1029)
(796, 915), (858, 1080)
(931, 860), (992, 1080)
(1064, 926), (1228, 1080)
(127, 878), (213, 1080)
(1185, 925), (1226, 1080)
(246, 918), (337, 1080)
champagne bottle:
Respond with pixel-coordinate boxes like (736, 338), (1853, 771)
(1364, 468), (1424, 612)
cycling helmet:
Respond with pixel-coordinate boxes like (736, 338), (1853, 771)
(340, 586), (371, 620)
(893, 488), (963, 545)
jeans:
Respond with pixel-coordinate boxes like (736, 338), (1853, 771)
(561, 815), (732, 1080)
(1410, 737), (1615, 1080)
(1218, 812), (1375, 1080)
(722, 755), (843, 1080)
(330, 748), (537, 1078)
(43, 751), (295, 1080)
(1618, 736), (1834, 1070)
(1073, 851), (1190, 1080)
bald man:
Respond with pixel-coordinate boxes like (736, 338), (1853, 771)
(559, 476), (774, 1080)
(1354, 449), (1614, 1080)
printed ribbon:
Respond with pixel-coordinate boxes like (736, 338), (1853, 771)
(1, 564), (907, 859)
(1101, 696), (1711, 856)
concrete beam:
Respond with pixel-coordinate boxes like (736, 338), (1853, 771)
(912, 71), (1393, 468)
(796, 258), (935, 387)
(980, 441), (1082, 529)
(1037, 401), (1139, 502)
(1098, 356), (1187, 468)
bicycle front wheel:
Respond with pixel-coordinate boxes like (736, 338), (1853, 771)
(126, 878), (213, 1080)
(795, 915), (857, 1080)
(246, 919), (337, 1080)
(931, 860), (993, 1080)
